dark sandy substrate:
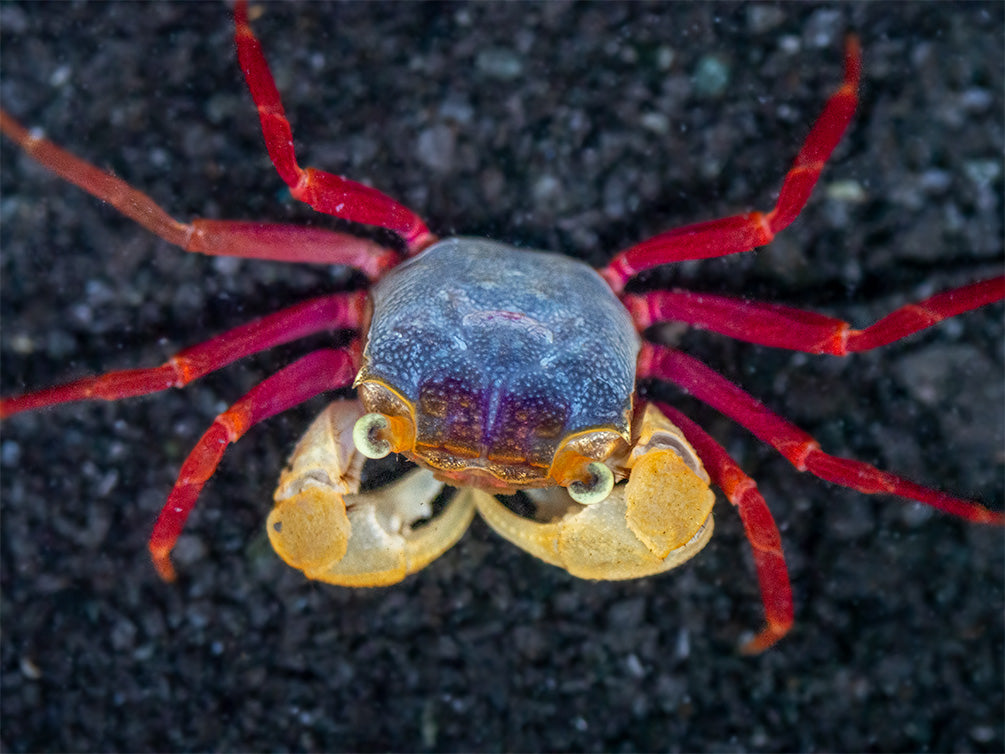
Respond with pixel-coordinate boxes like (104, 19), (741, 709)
(1, 3), (1002, 752)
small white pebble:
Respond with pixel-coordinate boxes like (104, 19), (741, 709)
(1, 440), (22, 466)
(963, 159), (1000, 188)
(625, 653), (645, 679)
(476, 48), (523, 80)
(48, 64), (71, 88)
(640, 112), (670, 135)
(9, 333), (34, 354)
(20, 656), (42, 680)
(826, 179), (867, 203)
(656, 46), (675, 71)
(779, 35), (801, 54)
(960, 88), (992, 112)
(675, 626), (691, 659)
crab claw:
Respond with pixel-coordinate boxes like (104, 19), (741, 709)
(473, 404), (716, 580)
(268, 400), (475, 586)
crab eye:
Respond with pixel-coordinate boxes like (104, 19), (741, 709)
(567, 461), (614, 505)
(353, 413), (393, 459)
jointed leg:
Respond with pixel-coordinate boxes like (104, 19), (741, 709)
(233, 1), (436, 255)
(0, 110), (400, 279)
(1, 292), (366, 418)
(149, 347), (357, 581)
(625, 276), (1005, 354)
(602, 37), (860, 293)
(654, 401), (792, 654)
(639, 343), (1004, 525)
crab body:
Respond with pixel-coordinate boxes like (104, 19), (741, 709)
(357, 237), (640, 489)
(1, 1), (1001, 653)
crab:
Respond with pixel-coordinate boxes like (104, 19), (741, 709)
(1, 2), (1002, 653)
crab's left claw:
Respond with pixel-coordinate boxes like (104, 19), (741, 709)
(268, 400), (475, 586)
(475, 405), (717, 580)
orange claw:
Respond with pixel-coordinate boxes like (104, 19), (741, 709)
(268, 400), (476, 586)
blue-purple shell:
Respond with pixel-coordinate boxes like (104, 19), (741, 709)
(357, 238), (641, 474)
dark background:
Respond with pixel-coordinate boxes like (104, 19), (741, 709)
(2, 2), (1002, 751)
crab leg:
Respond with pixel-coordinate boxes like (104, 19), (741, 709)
(602, 37), (860, 293)
(625, 276), (1005, 353)
(639, 343), (1005, 525)
(653, 401), (792, 654)
(148, 347), (357, 581)
(233, 0), (436, 255)
(0, 110), (399, 279)
(1, 292), (366, 418)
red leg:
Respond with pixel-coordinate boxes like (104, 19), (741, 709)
(653, 401), (792, 654)
(602, 37), (861, 293)
(1, 292), (365, 418)
(0, 110), (399, 279)
(625, 276), (1005, 354)
(148, 347), (357, 581)
(233, 1), (436, 255)
(639, 343), (1004, 525)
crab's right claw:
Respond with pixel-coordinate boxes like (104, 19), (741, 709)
(268, 400), (475, 586)
(474, 437), (717, 580)
(475, 403), (717, 579)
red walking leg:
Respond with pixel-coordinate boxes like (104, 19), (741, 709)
(148, 347), (357, 581)
(654, 401), (793, 654)
(639, 344), (1004, 525)
(233, 0), (436, 255)
(0, 110), (399, 279)
(625, 276), (1005, 354)
(602, 37), (861, 293)
(1, 292), (365, 418)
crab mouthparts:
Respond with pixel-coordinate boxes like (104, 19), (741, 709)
(425, 465), (528, 492)
(408, 442), (554, 490)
